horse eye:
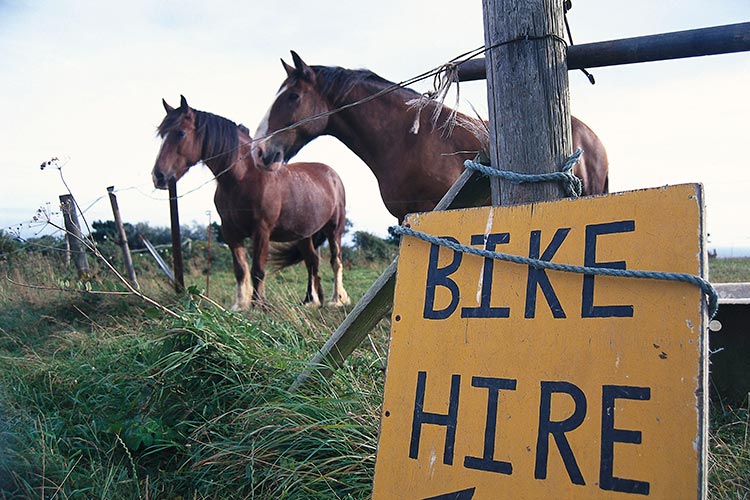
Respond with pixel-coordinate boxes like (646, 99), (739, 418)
(288, 92), (299, 102)
(177, 130), (186, 139)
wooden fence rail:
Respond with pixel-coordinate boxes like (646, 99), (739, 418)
(456, 22), (750, 81)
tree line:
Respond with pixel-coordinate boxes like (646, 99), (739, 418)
(0, 219), (402, 264)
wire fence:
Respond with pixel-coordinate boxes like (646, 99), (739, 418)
(2, 42), (500, 251)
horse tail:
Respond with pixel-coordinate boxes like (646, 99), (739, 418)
(267, 231), (328, 269)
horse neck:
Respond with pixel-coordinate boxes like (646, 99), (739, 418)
(201, 146), (248, 188)
(323, 82), (418, 170)
(196, 117), (255, 187)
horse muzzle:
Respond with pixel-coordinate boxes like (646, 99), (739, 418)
(152, 169), (173, 190)
(255, 146), (284, 172)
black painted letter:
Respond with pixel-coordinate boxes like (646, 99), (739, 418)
(424, 238), (463, 320)
(461, 233), (511, 318)
(464, 376), (517, 474)
(525, 228), (570, 319)
(581, 221), (636, 318)
(410, 371), (461, 466)
(535, 381), (587, 485)
(600, 385), (651, 495)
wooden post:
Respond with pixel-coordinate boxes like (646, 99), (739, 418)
(59, 194), (90, 278)
(482, 0), (571, 205)
(63, 231), (71, 266)
(107, 186), (139, 289)
(205, 211), (212, 297)
(168, 179), (185, 293)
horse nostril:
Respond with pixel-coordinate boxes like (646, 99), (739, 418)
(261, 150), (281, 168)
(153, 170), (168, 188)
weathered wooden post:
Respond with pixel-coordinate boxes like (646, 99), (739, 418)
(205, 211), (212, 297)
(107, 186), (139, 289)
(168, 179), (185, 293)
(59, 194), (90, 278)
(483, 0), (571, 204)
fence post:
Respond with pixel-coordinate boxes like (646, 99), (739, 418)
(205, 211), (212, 297)
(482, 0), (571, 205)
(59, 194), (90, 278)
(63, 231), (71, 267)
(168, 179), (185, 293)
(107, 186), (139, 289)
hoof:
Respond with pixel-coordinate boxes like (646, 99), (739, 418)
(303, 299), (322, 308)
(328, 295), (351, 307)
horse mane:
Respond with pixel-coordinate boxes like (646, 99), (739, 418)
(311, 65), (420, 106)
(309, 65), (484, 140)
(158, 107), (240, 165)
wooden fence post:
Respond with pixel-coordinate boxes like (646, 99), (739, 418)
(205, 211), (212, 297)
(482, 0), (571, 205)
(107, 186), (139, 289)
(59, 194), (90, 278)
(168, 179), (185, 293)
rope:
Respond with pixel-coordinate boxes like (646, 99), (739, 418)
(562, 1), (596, 84)
(392, 225), (718, 319)
(464, 148), (584, 198)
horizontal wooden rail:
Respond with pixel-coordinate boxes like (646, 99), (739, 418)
(457, 22), (750, 81)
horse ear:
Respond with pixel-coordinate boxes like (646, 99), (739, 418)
(163, 98), (174, 113)
(281, 58), (295, 77)
(179, 95), (189, 110)
(290, 50), (314, 81)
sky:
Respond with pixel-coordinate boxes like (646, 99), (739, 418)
(1, 1), (749, 256)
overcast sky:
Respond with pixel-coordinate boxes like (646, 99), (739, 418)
(1, 1), (748, 255)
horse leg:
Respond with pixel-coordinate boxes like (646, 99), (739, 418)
(229, 242), (252, 311)
(299, 238), (323, 307)
(327, 232), (350, 307)
(250, 230), (271, 310)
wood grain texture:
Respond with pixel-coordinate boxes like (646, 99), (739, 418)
(482, 0), (572, 205)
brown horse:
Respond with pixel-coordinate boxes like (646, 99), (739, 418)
(151, 96), (350, 311)
(254, 51), (609, 222)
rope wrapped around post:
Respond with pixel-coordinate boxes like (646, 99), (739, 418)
(464, 148), (584, 198)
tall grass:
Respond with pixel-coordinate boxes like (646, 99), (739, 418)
(0, 247), (386, 499)
(0, 250), (748, 498)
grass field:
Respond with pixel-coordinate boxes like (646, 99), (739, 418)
(0, 246), (747, 499)
(710, 257), (750, 283)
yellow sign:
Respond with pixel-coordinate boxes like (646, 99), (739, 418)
(373, 184), (708, 500)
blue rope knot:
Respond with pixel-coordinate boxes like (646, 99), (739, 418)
(465, 148), (584, 198)
(392, 225), (719, 319)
